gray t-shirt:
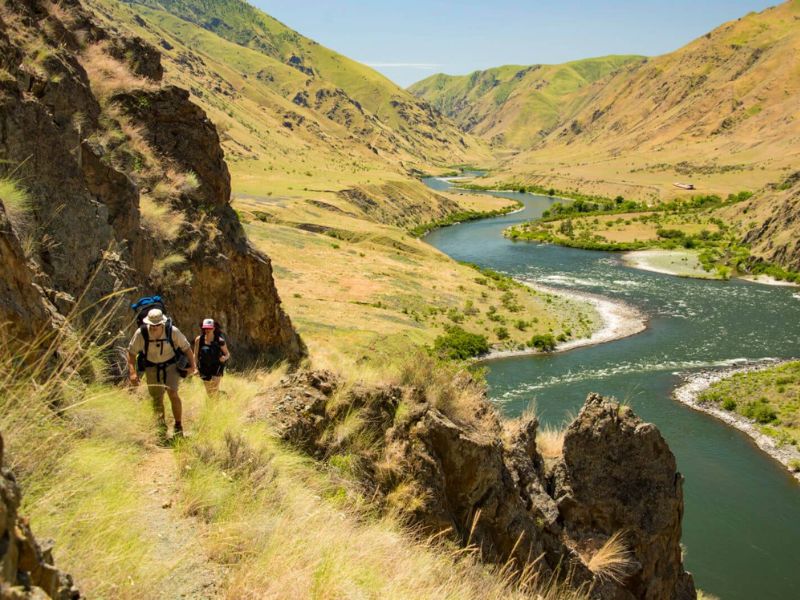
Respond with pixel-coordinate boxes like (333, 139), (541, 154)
(128, 324), (190, 364)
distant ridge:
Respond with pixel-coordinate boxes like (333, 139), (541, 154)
(409, 55), (645, 149)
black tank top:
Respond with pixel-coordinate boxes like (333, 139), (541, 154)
(197, 333), (225, 374)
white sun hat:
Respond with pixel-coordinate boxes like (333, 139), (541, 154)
(143, 308), (167, 326)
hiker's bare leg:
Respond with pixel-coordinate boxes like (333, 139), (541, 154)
(203, 377), (221, 397)
(167, 388), (183, 423)
(146, 377), (166, 420)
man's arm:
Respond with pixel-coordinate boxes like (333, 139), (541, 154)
(185, 346), (197, 375)
(127, 332), (141, 385)
(173, 327), (198, 375)
(126, 351), (139, 385)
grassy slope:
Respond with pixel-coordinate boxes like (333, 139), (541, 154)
(238, 193), (598, 367)
(5, 357), (589, 599)
(495, 1), (800, 201)
(410, 55), (644, 148)
(698, 361), (800, 460)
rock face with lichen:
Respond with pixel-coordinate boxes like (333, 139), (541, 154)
(0, 435), (79, 599)
(0, 0), (303, 362)
(263, 373), (696, 600)
(553, 394), (695, 599)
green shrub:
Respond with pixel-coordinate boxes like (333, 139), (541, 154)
(721, 398), (736, 411)
(433, 326), (489, 360)
(529, 334), (557, 352)
(742, 400), (778, 424)
(494, 326), (509, 340)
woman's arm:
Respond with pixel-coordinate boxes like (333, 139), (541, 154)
(220, 338), (230, 363)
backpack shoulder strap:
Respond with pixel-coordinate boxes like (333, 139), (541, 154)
(165, 319), (177, 352)
(140, 323), (149, 348)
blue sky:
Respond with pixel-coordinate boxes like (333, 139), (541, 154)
(253, 0), (779, 87)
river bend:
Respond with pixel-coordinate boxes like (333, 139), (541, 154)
(422, 177), (800, 600)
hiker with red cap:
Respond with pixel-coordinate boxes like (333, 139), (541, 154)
(194, 318), (230, 397)
(126, 307), (196, 441)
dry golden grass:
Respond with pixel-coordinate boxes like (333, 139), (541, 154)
(536, 425), (566, 460)
(0, 285), (590, 600)
(586, 531), (632, 584)
(177, 371), (590, 600)
(152, 168), (200, 201)
(139, 194), (185, 240)
(81, 42), (157, 101)
(394, 351), (495, 434)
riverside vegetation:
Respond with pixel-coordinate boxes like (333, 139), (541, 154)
(698, 361), (800, 470)
(504, 189), (800, 282)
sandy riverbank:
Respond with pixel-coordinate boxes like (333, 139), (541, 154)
(673, 361), (800, 482)
(622, 249), (719, 279)
(481, 283), (647, 361)
(739, 274), (799, 287)
(623, 250), (800, 288)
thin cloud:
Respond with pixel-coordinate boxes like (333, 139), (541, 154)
(362, 62), (442, 70)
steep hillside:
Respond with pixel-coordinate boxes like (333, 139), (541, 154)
(494, 1), (800, 201)
(0, 0), (302, 360)
(410, 55), (644, 148)
(113, 0), (488, 170)
(726, 175), (800, 271)
(81, 0), (490, 232)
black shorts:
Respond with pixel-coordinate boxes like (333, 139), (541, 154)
(199, 363), (225, 381)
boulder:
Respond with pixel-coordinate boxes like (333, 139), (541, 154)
(554, 394), (695, 599)
(0, 434), (79, 599)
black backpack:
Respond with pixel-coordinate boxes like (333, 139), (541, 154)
(197, 322), (227, 373)
(130, 296), (190, 377)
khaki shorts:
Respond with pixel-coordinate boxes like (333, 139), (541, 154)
(144, 363), (180, 399)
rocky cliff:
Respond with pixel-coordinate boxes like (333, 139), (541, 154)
(0, 435), (79, 599)
(737, 178), (800, 272)
(0, 0), (302, 361)
(263, 372), (696, 600)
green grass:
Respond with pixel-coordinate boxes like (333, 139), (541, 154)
(0, 176), (32, 226)
(698, 362), (800, 449)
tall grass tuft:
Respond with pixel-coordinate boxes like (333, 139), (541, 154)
(0, 176), (32, 230)
(81, 42), (157, 101)
(139, 194), (186, 241)
(586, 531), (632, 584)
(536, 424), (566, 459)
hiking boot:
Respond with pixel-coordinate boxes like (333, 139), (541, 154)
(173, 422), (184, 438)
(156, 420), (169, 446)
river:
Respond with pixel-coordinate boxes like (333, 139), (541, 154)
(422, 177), (800, 600)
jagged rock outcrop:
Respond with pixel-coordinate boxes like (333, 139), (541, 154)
(738, 180), (800, 272)
(553, 394), (695, 600)
(0, 204), (55, 344)
(262, 372), (696, 599)
(0, 0), (303, 362)
(0, 435), (79, 599)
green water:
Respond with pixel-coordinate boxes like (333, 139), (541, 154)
(422, 177), (800, 600)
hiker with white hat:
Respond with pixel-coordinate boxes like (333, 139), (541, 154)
(126, 307), (196, 441)
(194, 318), (230, 397)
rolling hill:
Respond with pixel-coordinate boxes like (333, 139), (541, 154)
(409, 55), (644, 149)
